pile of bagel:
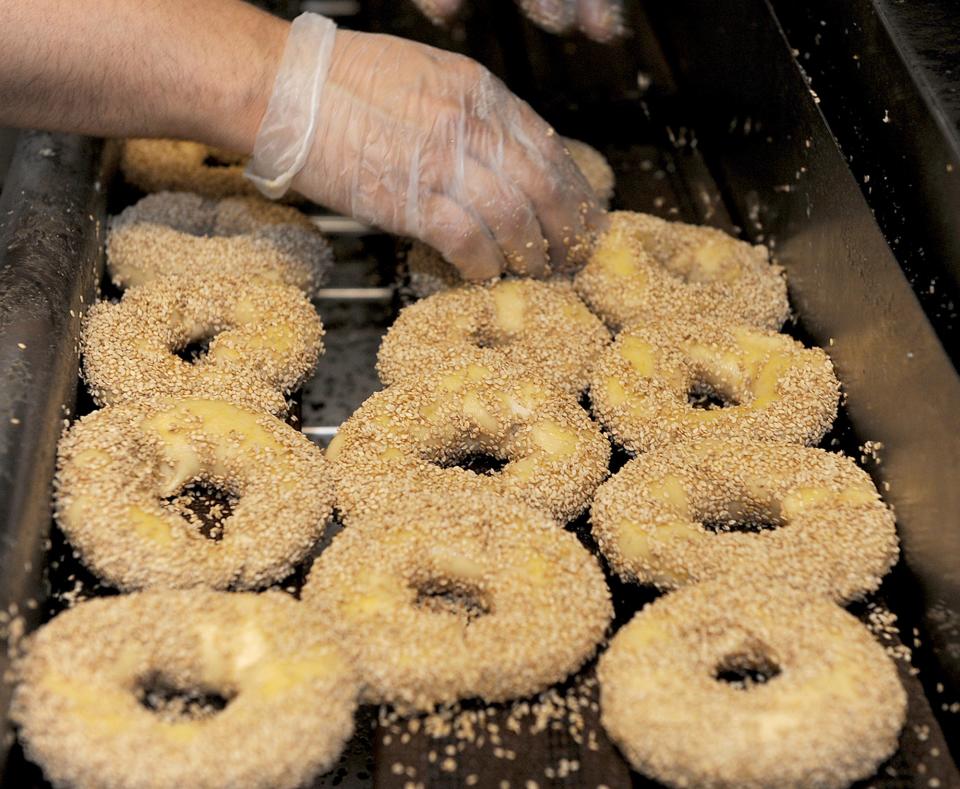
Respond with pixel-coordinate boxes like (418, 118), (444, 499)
(9, 138), (907, 789)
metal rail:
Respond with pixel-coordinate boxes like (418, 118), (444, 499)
(0, 132), (110, 773)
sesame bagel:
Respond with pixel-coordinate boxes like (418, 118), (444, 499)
(55, 399), (335, 590)
(12, 590), (359, 789)
(328, 360), (610, 524)
(107, 192), (332, 296)
(590, 319), (839, 454)
(591, 440), (899, 602)
(564, 138), (615, 207)
(598, 580), (906, 789)
(302, 491), (612, 709)
(81, 273), (323, 415)
(405, 239), (463, 298)
(377, 279), (609, 397)
(574, 211), (789, 331)
(120, 139), (259, 198)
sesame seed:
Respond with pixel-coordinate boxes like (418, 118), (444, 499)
(378, 279), (610, 398)
(302, 490), (611, 709)
(11, 590), (359, 789)
(591, 439), (898, 603)
(54, 399), (334, 590)
(599, 580), (906, 787)
(590, 319), (839, 454)
(121, 139), (262, 199)
(107, 191), (331, 296)
(330, 359), (610, 524)
(80, 273), (324, 416)
(574, 211), (788, 333)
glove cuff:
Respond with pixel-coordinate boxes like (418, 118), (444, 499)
(245, 12), (337, 199)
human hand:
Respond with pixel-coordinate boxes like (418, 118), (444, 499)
(246, 14), (603, 280)
(411, 0), (625, 44)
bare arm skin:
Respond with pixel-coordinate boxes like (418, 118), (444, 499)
(0, 0), (283, 153)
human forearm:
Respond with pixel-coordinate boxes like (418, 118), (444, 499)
(0, 1), (604, 280)
(0, 0), (286, 153)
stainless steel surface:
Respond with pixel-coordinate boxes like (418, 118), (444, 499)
(774, 0), (960, 363)
(0, 132), (111, 777)
(314, 287), (393, 301)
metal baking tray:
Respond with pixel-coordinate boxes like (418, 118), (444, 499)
(2, 0), (960, 786)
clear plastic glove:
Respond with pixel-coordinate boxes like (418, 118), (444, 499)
(246, 14), (603, 280)
(411, 0), (625, 43)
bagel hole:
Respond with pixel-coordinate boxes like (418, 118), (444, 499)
(701, 515), (779, 534)
(437, 452), (508, 476)
(714, 653), (781, 690)
(138, 674), (233, 721)
(472, 335), (496, 349)
(163, 481), (236, 541)
(202, 151), (245, 168)
(687, 381), (735, 410)
(469, 327), (507, 349)
(174, 335), (212, 364)
(415, 579), (489, 623)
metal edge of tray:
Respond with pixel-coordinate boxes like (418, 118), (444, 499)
(0, 132), (111, 773)
(771, 0), (960, 370)
(648, 0), (960, 721)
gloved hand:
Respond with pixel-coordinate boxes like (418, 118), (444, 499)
(246, 14), (603, 280)
(411, 0), (625, 44)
